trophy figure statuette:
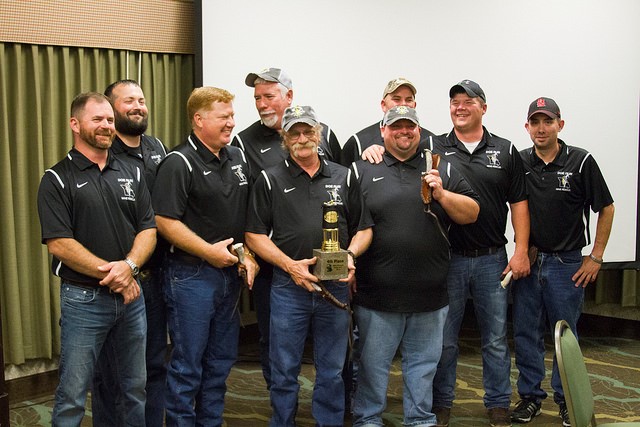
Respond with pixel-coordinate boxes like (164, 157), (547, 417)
(312, 201), (348, 281)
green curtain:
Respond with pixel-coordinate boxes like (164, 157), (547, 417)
(0, 42), (192, 365)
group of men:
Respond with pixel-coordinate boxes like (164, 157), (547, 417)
(37, 70), (614, 427)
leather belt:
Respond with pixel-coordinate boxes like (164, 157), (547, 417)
(452, 246), (502, 258)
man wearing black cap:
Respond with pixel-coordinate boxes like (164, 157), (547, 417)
(510, 97), (614, 426)
(245, 105), (372, 426)
(431, 80), (530, 427)
(232, 68), (342, 390)
(341, 77), (435, 166)
(351, 106), (479, 427)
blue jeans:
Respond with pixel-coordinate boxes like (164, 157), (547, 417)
(352, 305), (448, 427)
(253, 265), (273, 389)
(512, 250), (584, 405)
(53, 281), (147, 427)
(433, 248), (511, 409)
(269, 267), (350, 427)
(163, 258), (241, 427)
(92, 266), (168, 427)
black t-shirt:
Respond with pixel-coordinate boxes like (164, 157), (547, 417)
(246, 156), (372, 261)
(152, 133), (250, 255)
(520, 140), (613, 252)
(432, 128), (528, 251)
(231, 120), (341, 182)
(37, 148), (156, 285)
(111, 134), (169, 268)
(352, 149), (478, 313)
(341, 121), (436, 167)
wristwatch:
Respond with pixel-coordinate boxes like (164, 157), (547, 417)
(124, 257), (140, 277)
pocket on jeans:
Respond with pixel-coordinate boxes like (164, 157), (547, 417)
(556, 251), (582, 265)
(169, 262), (202, 284)
(61, 284), (98, 303)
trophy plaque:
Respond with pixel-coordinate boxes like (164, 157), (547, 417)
(312, 201), (348, 280)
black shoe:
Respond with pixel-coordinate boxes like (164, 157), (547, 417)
(559, 402), (571, 426)
(433, 406), (450, 427)
(510, 399), (541, 423)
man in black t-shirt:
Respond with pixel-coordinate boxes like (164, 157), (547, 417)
(37, 92), (156, 426)
(152, 87), (259, 425)
(511, 97), (614, 426)
(351, 106), (479, 427)
(246, 105), (372, 426)
(232, 67), (342, 389)
(92, 79), (170, 427)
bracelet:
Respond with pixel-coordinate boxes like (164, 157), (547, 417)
(589, 254), (603, 264)
(346, 249), (356, 264)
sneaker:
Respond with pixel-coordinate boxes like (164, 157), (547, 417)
(559, 402), (571, 426)
(511, 399), (541, 423)
(433, 406), (450, 427)
(488, 407), (512, 427)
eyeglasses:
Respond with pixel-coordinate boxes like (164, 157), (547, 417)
(286, 129), (317, 141)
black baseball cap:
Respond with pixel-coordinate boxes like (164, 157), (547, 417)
(449, 80), (486, 102)
(527, 97), (561, 120)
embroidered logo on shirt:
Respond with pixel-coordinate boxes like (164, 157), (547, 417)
(444, 151), (456, 156)
(486, 150), (502, 169)
(260, 147), (272, 154)
(232, 164), (248, 186)
(372, 176), (384, 182)
(203, 170), (212, 176)
(557, 172), (572, 191)
(326, 185), (343, 203)
(76, 182), (88, 188)
(284, 187), (296, 193)
(119, 178), (136, 201)
(150, 154), (163, 165)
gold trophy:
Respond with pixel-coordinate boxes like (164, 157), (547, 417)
(312, 201), (348, 280)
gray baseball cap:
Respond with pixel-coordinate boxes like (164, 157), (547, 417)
(382, 77), (417, 98)
(281, 105), (319, 131)
(245, 68), (293, 89)
(383, 106), (420, 126)
(449, 79), (486, 102)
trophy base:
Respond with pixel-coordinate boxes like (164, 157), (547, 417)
(312, 249), (348, 281)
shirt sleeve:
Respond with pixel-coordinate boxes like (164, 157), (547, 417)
(151, 152), (192, 219)
(37, 169), (74, 243)
(583, 154), (614, 213)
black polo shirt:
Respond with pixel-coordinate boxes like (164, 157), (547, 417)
(111, 134), (169, 268)
(246, 157), (372, 260)
(520, 139), (613, 252)
(37, 148), (156, 285)
(341, 121), (436, 167)
(352, 149), (478, 313)
(152, 133), (250, 255)
(231, 120), (341, 182)
(434, 128), (527, 251)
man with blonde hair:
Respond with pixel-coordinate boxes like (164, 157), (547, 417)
(152, 87), (259, 425)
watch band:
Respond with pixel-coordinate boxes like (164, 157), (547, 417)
(124, 257), (140, 277)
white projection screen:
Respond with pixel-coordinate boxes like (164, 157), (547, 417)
(198, 0), (640, 266)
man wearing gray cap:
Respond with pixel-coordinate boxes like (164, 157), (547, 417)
(245, 105), (372, 426)
(350, 106), (479, 427)
(431, 80), (530, 427)
(232, 68), (342, 389)
(341, 77), (435, 166)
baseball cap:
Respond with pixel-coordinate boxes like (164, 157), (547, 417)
(449, 80), (486, 102)
(281, 105), (319, 131)
(245, 68), (293, 89)
(527, 97), (561, 120)
(382, 77), (417, 98)
(382, 106), (420, 126)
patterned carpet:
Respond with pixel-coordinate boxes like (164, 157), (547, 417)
(9, 318), (640, 426)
